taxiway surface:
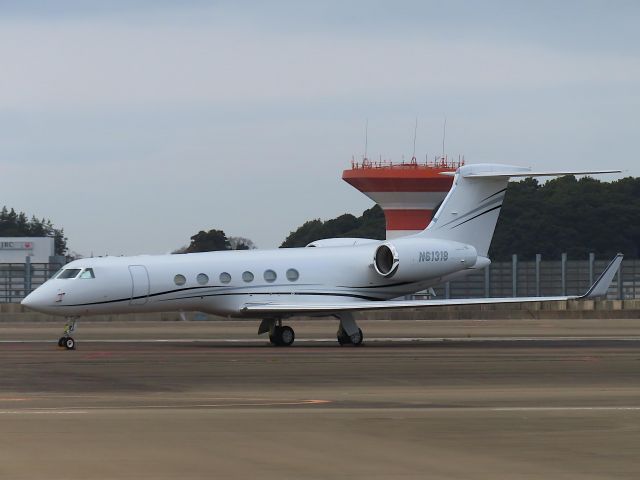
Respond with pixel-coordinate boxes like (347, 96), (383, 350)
(1, 319), (639, 479)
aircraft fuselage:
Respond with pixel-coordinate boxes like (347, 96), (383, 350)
(23, 237), (478, 318)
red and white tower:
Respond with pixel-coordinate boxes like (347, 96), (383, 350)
(342, 156), (461, 239)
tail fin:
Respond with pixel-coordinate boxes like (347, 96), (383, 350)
(418, 164), (619, 257)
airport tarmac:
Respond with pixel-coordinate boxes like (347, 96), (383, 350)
(1, 318), (639, 479)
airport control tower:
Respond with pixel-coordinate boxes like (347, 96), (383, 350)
(342, 156), (462, 239)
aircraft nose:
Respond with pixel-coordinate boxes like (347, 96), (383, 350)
(21, 292), (35, 307)
(21, 289), (51, 313)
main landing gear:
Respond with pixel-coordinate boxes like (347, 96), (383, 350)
(337, 326), (363, 346)
(257, 313), (365, 347)
(58, 317), (78, 350)
(259, 318), (295, 347)
(270, 324), (295, 347)
(335, 312), (364, 346)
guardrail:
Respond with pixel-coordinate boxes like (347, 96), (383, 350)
(432, 254), (637, 300)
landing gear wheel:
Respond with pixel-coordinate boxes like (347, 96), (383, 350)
(337, 327), (363, 346)
(337, 328), (350, 345)
(350, 328), (364, 346)
(279, 326), (295, 346)
(269, 326), (295, 346)
(269, 328), (280, 345)
(59, 317), (78, 351)
(64, 337), (76, 350)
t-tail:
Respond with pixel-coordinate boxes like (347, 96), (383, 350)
(417, 163), (620, 257)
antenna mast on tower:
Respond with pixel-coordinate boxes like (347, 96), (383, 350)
(442, 115), (447, 159)
(363, 119), (369, 161)
(412, 117), (418, 162)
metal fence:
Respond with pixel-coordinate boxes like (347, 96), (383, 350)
(0, 258), (63, 303)
(433, 254), (638, 300)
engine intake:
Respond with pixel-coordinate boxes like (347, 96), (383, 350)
(373, 243), (399, 277)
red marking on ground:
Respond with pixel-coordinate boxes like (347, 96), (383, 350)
(580, 356), (600, 362)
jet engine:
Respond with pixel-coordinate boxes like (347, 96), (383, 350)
(371, 238), (478, 282)
(373, 243), (399, 277)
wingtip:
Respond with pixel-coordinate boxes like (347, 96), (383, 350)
(582, 253), (624, 299)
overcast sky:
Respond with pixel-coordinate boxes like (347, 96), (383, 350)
(1, 0), (638, 255)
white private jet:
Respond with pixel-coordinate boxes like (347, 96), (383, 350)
(22, 164), (622, 350)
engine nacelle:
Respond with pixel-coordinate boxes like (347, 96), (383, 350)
(306, 238), (379, 248)
(372, 237), (478, 282)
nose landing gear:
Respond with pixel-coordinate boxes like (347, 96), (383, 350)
(58, 317), (78, 350)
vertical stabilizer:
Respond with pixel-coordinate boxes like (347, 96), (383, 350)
(418, 164), (529, 256)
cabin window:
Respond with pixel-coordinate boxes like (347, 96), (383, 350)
(286, 268), (299, 282)
(79, 268), (95, 279)
(197, 273), (209, 285)
(174, 274), (186, 286)
(264, 269), (277, 283)
(219, 272), (231, 284)
(242, 271), (254, 283)
(58, 269), (81, 279)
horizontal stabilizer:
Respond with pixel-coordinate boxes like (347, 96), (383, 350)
(440, 169), (620, 178)
(463, 169), (621, 178)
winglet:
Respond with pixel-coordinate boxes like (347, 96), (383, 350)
(581, 253), (623, 299)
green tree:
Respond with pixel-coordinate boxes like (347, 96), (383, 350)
(184, 229), (230, 253)
(228, 236), (256, 250)
(281, 205), (385, 247)
(280, 177), (640, 259)
(489, 176), (640, 260)
(176, 230), (257, 253)
(0, 206), (68, 255)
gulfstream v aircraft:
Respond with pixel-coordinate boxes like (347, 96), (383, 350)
(22, 164), (622, 350)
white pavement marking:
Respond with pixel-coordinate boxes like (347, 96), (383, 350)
(1, 405), (639, 414)
(0, 399), (330, 414)
(0, 410), (88, 415)
(490, 406), (640, 412)
(1, 336), (640, 344)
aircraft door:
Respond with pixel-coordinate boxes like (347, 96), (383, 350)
(128, 265), (150, 305)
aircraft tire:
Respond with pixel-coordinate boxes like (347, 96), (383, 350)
(336, 328), (350, 346)
(350, 328), (364, 346)
(57, 337), (66, 347)
(337, 327), (363, 346)
(279, 326), (295, 347)
(269, 328), (281, 346)
(64, 337), (76, 350)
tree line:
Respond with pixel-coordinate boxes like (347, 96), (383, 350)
(0, 207), (67, 255)
(173, 229), (256, 253)
(280, 176), (640, 260)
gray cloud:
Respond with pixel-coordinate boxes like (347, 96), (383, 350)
(0, 1), (638, 255)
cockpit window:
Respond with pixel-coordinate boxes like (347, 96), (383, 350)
(58, 269), (81, 279)
(79, 268), (95, 279)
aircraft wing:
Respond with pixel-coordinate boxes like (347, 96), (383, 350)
(241, 254), (623, 315)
